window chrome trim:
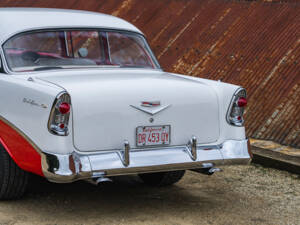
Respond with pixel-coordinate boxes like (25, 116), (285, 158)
(0, 46), (10, 74)
(64, 31), (70, 57)
(106, 31), (112, 63)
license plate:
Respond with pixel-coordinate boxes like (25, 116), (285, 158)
(136, 125), (170, 147)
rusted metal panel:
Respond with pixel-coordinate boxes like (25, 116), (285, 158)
(0, 0), (299, 148)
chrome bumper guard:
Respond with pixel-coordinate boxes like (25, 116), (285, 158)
(41, 139), (251, 183)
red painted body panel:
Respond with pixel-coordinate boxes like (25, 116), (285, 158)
(0, 119), (43, 177)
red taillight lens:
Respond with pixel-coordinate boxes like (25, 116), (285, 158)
(227, 88), (247, 126)
(48, 92), (71, 136)
(237, 97), (247, 107)
(59, 102), (71, 114)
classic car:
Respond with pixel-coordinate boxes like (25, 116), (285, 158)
(0, 8), (251, 199)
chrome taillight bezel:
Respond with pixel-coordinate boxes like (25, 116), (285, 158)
(48, 92), (71, 136)
(226, 88), (247, 127)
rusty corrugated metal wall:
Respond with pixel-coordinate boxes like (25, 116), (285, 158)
(1, 0), (300, 147)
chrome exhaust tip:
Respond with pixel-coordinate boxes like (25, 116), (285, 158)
(85, 176), (112, 185)
(208, 167), (222, 174)
(96, 177), (112, 184)
(191, 167), (222, 175)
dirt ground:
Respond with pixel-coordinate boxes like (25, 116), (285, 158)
(0, 164), (299, 225)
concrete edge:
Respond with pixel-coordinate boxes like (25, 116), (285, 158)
(251, 145), (300, 175)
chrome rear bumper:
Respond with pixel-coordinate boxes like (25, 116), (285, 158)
(41, 139), (251, 183)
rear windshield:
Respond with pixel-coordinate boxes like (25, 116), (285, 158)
(3, 29), (160, 72)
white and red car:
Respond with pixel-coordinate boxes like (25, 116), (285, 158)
(0, 8), (251, 199)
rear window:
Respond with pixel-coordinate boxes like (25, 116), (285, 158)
(3, 29), (159, 72)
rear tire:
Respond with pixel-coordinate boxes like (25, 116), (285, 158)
(139, 170), (185, 187)
(0, 144), (28, 200)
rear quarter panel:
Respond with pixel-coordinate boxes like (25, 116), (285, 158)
(0, 74), (75, 155)
(170, 73), (246, 144)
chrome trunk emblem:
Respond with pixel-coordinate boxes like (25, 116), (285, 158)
(141, 101), (161, 107)
(130, 101), (171, 115)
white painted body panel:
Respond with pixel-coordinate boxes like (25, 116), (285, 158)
(0, 68), (246, 155)
(0, 74), (75, 154)
(37, 69), (220, 151)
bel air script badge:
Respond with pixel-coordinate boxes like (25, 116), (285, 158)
(23, 98), (48, 109)
(130, 101), (171, 115)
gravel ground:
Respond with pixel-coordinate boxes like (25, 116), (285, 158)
(0, 164), (299, 225)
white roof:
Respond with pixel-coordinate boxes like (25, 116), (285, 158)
(0, 8), (142, 44)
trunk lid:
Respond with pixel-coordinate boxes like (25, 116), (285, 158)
(38, 69), (220, 151)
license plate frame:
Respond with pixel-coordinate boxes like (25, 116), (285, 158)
(136, 125), (171, 147)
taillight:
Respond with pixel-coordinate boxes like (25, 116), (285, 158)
(48, 92), (71, 136)
(59, 102), (71, 114)
(227, 88), (247, 126)
(237, 97), (247, 107)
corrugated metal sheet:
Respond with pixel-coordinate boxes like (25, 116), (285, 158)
(1, 0), (299, 147)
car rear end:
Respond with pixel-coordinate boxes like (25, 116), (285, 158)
(42, 71), (252, 183)
(0, 8), (252, 201)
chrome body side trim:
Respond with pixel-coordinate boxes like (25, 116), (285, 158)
(41, 139), (251, 183)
